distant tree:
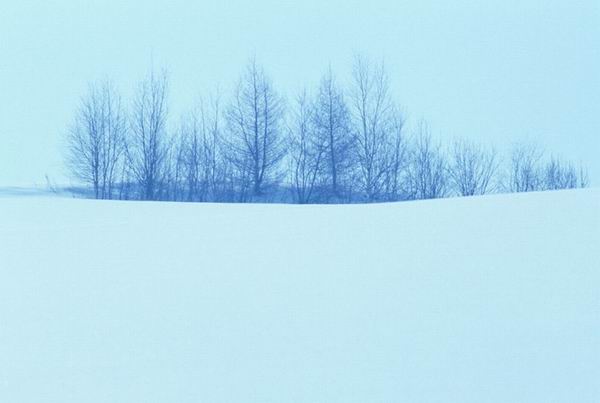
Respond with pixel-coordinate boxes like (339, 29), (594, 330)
(287, 91), (323, 204)
(177, 109), (205, 201)
(541, 156), (588, 190)
(200, 95), (229, 201)
(448, 139), (499, 196)
(506, 143), (592, 193)
(507, 143), (544, 192)
(407, 122), (447, 199)
(65, 59), (592, 204)
(66, 80), (126, 199)
(117, 155), (134, 200)
(349, 56), (403, 201)
(178, 95), (226, 202)
(225, 60), (285, 199)
(313, 68), (353, 201)
(164, 131), (186, 201)
(126, 69), (170, 200)
(578, 166), (590, 188)
(381, 115), (409, 201)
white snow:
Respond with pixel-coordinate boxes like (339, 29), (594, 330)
(1, 189), (599, 402)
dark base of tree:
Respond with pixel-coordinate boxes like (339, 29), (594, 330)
(65, 181), (587, 205)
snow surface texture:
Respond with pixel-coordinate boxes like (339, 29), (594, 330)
(1, 189), (599, 402)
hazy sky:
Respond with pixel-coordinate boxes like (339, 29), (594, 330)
(1, 0), (598, 186)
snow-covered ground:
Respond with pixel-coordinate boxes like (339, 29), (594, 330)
(1, 189), (598, 402)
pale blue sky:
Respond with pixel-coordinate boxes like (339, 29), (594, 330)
(0, 0), (598, 186)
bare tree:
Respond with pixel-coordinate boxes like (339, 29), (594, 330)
(448, 139), (499, 196)
(578, 166), (590, 188)
(164, 131), (186, 201)
(178, 95), (226, 202)
(313, 68), (353, 201)
(507, 143), (544, 192)
(225, 60), (285, 199)
(407, 122), (447, 199)
(67, 60), (592, 204)
(287, 91), (324, 204)
(126, 70), (170, 200)
(200, 95), (228, 201)
(177, 111), (202, 201)
(382, 114), (409, 201)
(350, 56), (401, 201)
(67, 80), (126, 199)
(542, 156), (588, 190)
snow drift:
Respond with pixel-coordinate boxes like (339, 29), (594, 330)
(1, 189), (598, 402)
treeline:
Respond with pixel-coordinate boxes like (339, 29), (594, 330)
(66, 57), (588, 203)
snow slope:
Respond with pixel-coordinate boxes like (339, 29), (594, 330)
(1, 189), (598, 402)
